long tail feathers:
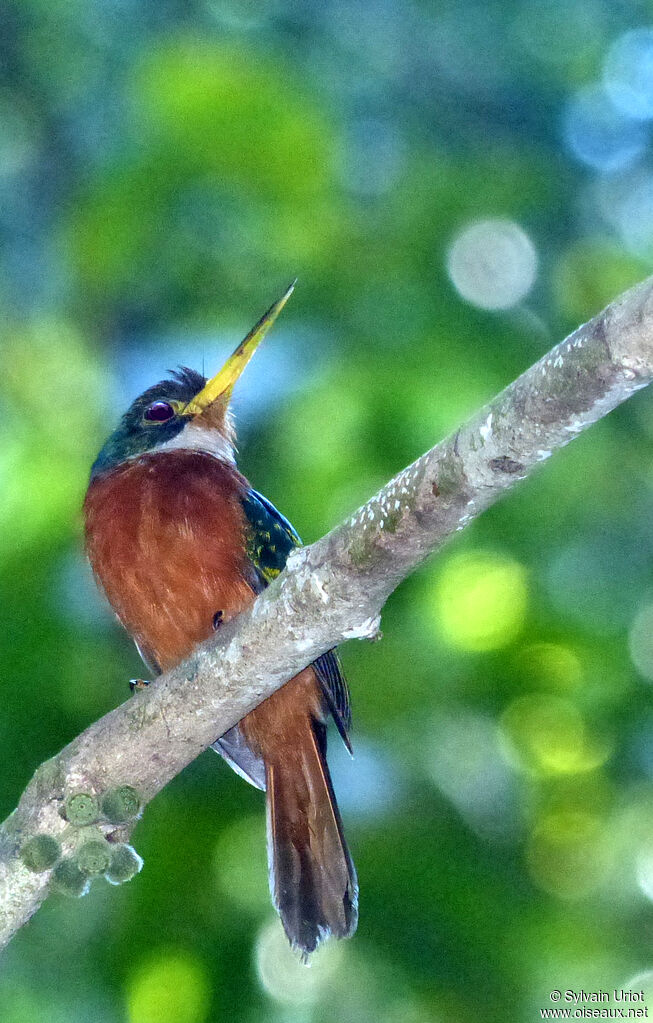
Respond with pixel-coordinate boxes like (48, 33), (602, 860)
(265, 720), (358, 957)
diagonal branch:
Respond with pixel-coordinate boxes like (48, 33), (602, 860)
(3, 276), (653, 948)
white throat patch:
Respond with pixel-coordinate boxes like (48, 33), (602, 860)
(158, 421), (236, 464)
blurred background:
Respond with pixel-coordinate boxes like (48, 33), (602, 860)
(4, 1), (653, 1021)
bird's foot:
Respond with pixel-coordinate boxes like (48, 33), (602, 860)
(129, 679), (150, 693)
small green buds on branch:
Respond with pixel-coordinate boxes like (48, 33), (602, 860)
(49, 838), (142, 896)
(20, 834), (61, 873)
(75, 839), (112, 876)
(105, 844), (143, 885)
(64, 792), (99, 826)
(62, 784), (142, 830)
(36, 785), (145, 898)
(101, 786), (141, 824)
(51, 859), (90, 899)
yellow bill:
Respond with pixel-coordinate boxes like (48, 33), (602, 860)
(184, 280), (297, 415)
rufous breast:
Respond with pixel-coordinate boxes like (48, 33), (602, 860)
(84, 450), (255, 671)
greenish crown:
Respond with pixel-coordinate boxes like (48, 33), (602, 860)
(90, 367), (206, 479)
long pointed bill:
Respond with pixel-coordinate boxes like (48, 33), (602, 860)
(184, 280), (296, 416)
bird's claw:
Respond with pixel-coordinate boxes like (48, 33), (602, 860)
(129, 679), (150, 693)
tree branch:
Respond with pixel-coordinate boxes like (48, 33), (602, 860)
(3, 276), (653, 948)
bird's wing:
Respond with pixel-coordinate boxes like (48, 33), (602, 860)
(211, 726), (267, 790)
(241, 487), (301, 584)
(241, 488), (352, 750)
(312, 649), (352, 754)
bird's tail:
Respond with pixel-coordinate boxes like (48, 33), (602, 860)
(265, 720), (358, 957)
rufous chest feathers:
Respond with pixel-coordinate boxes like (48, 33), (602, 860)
(83, 449), (256, 672)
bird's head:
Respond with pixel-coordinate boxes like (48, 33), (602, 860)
(90, 282), (295, 479)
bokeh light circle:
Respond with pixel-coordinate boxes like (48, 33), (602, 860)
(515, 0), (608, 69)
(435, 550), (528, 651)
(628, 601), (653, 682)
(619, 972), (653, 1013)
(526, 810), (611, 899)
(127, 950), (211, 1023)
(0, 91), (38, 178)
(500, 694), (611, 776)
(213, 815), (269, 913)
(425, 710), (517, 838)
(562, 85), (646, 173)
(447, 218), (537, 310)
(514, 642), (584, 692)
(255, 919), (343, 1005)
(604, 29), (653, 120)
(636, 848), (653, 902)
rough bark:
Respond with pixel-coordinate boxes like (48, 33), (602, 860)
(2, 276), (653, 948)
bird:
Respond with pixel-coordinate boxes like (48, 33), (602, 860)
(83, 283), (357, 956)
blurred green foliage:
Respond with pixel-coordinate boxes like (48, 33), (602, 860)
(3, 2), (653, 1021)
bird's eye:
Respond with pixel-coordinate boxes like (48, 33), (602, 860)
(144, 401), (175, 423)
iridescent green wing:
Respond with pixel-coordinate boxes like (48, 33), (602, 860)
(242, 488), (301, 584)
(241, 488), (352, 750)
